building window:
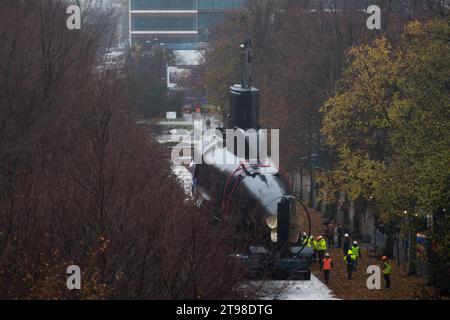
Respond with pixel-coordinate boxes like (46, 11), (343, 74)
(132, 35), (197, 47)
(132, 17), (196, 31)
(197, 0), (247, 10)
(132, 0), (196, 11)
(198, 12), (226, 29)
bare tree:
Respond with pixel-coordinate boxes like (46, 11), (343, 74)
(0, 0), (249, 299)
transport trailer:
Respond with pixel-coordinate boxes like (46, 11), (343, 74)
(229, 196), (314, 281)
(234, 246), (314, 281)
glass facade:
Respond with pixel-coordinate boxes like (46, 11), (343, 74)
(198, 12), (226, 29)
(132, 0), (196, 10)
(130, 0), (247, 47)
(132, 0), (246, 11)
(132, 35), (197, 47)
(198, 0), (247, 10)
(133, 16), (196, 31)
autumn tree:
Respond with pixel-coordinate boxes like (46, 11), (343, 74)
(320, 19), (449, 278)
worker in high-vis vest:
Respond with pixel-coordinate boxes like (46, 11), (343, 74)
(317, 236), (327, 262)
(320, 253), (334, 284)
(343, 249), (357, 280)
(301, 232), (311, 247)
(381, 256), (392, 289)
(343, 233), (351, 255)
(351, 241), (362, 271)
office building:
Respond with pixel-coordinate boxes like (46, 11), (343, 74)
(130, 0), (247, 49)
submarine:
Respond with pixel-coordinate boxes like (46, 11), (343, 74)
(191, 40), (313, 280)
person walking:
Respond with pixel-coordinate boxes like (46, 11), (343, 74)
(325, 221), (335, 248)
(336, 223), (343, 248)
(351, 241), (362, 271)
(320, 253), (334, 284)
(344, 249), (356, 280)
(317, 236), (327, 262)
(301, 232), (311, 247)
(342, 233), (351, 255)
(381, 256), (392, 289)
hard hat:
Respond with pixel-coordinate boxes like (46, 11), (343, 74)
(381, 256), (388, 261)
(344, 233), (349, 237)
(353, 241), (358, 245)
(303, 232), (307, 236)
(316, 236), (321, 240)
(318, 235), (323, 239)
(325, 253), (330, 257)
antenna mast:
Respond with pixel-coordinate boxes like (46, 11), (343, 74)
(240, 39), (252, 89)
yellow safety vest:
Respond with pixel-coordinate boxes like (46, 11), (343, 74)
(351, 245), (360, 258)
(312, 240), (319, 250)
(318, 239), (327, 251)
(383, 261), (392, 274)
(344, 250), (356, 262)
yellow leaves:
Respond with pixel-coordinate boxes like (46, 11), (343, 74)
(346, 37), (394, 83)
(321, 35), (398, 154)
(338, 149), (386, 201)
(404, 20), (423, 37)
(317, 170), (345, 203)
(321, 18), (450, 216)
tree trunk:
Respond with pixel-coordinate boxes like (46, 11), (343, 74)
(384, 231), (395, 258)
(408, 226), (418, 275)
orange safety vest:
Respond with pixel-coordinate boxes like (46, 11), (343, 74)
(322, 258), (333, 270)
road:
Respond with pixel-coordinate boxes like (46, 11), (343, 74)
(259, 277), (337, 300)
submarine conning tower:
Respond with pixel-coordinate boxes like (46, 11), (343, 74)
(226, 40), (291, 256)
(227, 39), (260, 131)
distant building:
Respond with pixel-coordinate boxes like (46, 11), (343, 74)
(128, 0), (248, 99)
(130, 0), (247, 49)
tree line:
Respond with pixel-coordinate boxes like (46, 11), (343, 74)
(202, 0), (449, 294)
(0, 0), (248, 299)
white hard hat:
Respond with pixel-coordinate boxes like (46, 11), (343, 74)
(344, 233), (349, 237)
(353, 241), (358, 245)
(303, 232), (307, 236)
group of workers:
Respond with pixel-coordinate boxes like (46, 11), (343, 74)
(300, 231), (392, 288)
